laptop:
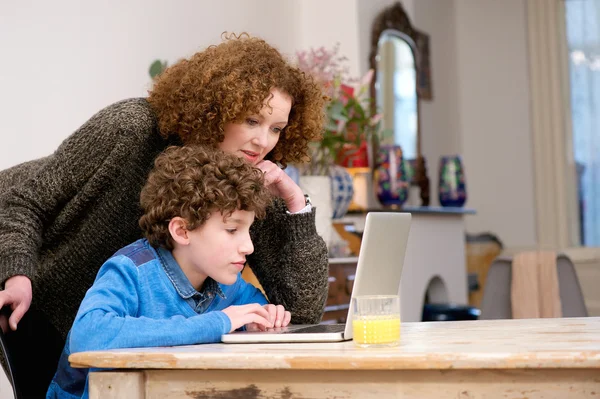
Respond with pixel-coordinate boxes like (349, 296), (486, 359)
(221, 212), (411, 343)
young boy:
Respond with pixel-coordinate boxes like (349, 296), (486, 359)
(46, 146), (291, 399)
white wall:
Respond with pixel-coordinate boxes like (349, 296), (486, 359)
(0, 0), (538, 249)
(413, 0), (462, 208)
(453, 0), (537, 248)
(356, 0), (414, 76)
(401, 0), (537, 248)
(294, 0), (362, 78)
(0, 0), (296, 170)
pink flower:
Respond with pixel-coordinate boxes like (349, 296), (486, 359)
(295, 45), (385, 174)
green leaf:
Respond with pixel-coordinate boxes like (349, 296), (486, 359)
(327, 101), (346, 121)
(149, 59), (168, 79)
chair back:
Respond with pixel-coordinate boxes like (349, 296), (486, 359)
(480, 254), (588, 319)
(465, 232), (503, 308)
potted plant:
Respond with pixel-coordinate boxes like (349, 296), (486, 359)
(295, 45), (386, 225)
(296, 44), (384, 176)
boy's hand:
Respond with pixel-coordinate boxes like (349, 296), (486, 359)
(246, 304), (291, 332)
(222, 303), (273, 333)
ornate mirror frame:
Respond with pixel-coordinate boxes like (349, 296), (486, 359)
(369, 1), (431, 206)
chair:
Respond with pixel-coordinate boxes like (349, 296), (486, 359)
(480, 254), (588, 319)
(0, 325), (20, 399)
(0, 306), (64, 399)
(465, 232), (503, 308)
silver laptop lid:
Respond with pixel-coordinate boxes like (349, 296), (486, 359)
(342, 212), (411, 339)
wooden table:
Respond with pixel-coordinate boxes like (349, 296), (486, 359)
(69, 317), (600, 398)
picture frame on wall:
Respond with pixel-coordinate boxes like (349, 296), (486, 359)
(415, 30), (433, 101)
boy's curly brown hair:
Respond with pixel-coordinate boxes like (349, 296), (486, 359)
(139, 145), (272, 250)
(147, 33), (325, 168)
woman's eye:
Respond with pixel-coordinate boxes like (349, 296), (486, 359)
(246, 118), (259, 126)
(272, 127), (283, 134)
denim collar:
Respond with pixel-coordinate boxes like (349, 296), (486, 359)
(156, 246), (226, 300)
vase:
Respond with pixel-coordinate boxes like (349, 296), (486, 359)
(328, 165), (354, 219)
(374, 145), (409, 207)
(438, 155), (467, 207)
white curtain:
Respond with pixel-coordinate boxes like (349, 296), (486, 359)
(566, 0), (600, 245)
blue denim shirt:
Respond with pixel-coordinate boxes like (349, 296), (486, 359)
(47, 239), (268, 399)
(156, 246), (226, 313)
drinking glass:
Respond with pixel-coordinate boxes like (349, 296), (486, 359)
(351, 295), (401, 348)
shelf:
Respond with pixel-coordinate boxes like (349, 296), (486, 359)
(345, 205), (476, 216)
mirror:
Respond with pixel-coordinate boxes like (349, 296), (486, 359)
(369, 2), (431, 206)
(376, 31), (418, 159)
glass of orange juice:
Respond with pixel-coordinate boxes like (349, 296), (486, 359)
(351, 295), (401, 348)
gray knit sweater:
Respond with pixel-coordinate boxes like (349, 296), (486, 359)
(0, 98), (328, 338)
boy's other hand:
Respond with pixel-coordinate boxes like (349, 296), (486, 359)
(264, 304), (291, 328)
(246, 304), (291, 331)
(222, 303), (273, 332)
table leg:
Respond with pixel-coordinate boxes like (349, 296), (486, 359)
(88, 371), (145, 399)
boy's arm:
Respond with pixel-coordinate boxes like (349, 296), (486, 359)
(69, 257), (231, 353)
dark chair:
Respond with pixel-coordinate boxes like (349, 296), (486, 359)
(0, 316), (20, 399)
(0, 306), (65, 399)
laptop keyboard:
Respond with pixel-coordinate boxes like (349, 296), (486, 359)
(285, 324), (345, 334)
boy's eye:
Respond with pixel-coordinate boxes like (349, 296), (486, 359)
(226, 229), (237, 234)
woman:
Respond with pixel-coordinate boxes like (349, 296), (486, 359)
(0, 34), (328, 396)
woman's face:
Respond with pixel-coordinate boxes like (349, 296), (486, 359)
(219, 89), (292, 165)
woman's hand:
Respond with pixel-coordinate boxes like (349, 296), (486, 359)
(246, 304), (291, 331)
(255, 160), (306, 213)
(0, 275), (33, 332)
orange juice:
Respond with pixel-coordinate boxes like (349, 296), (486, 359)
(352, 316), (401, 346)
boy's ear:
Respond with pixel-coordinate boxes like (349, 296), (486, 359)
(168, 217), (190, 246)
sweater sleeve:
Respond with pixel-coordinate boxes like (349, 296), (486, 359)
(0, 99), (157, 285)
(69, 257), (231, 353)
(247, 199), (328, 324)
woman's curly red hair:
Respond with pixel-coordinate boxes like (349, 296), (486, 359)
(147, 33), (325, 167)
(139, 145), (272, 250)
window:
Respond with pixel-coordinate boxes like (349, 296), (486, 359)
(566, 0), (600, 245)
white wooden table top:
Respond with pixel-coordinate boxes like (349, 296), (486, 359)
(69, 317), (600, 371)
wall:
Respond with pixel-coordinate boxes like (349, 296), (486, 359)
(356, 0), (414, 75)
(452, 0), (537, 248)
(1, 0), (538, 249)
(413, 0), (462, 209)
(0, 0), (297, 170)
(293, 0), (362, 78)
(388, 0), (536, 249)
(355, 0), (537, 249)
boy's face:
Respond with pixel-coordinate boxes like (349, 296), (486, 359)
(178, 209), (255, 287)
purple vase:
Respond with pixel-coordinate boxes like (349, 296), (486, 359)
(438, 155), (467, 207)
(374, 145), (409, 207)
